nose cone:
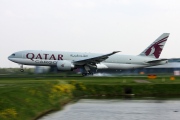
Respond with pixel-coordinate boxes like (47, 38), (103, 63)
(8, 55), (14, 61)
(8, 55), (12, 61)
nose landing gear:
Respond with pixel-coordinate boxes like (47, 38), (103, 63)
(20, 64), (24, 72)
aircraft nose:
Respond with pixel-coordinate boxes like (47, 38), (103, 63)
(8, 55), (13, 61)
(8, 55), (11, 60)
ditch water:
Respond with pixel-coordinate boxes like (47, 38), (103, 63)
(39, 97), (180, 120)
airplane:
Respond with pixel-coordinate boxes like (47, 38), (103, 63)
(8, 33), (170, 76)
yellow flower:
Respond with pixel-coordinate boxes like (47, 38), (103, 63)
(0, 108), (18, 119)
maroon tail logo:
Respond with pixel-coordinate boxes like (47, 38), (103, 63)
(145, 36), (168, 58)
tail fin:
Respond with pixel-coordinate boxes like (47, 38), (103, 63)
(139, 33), (170, 58)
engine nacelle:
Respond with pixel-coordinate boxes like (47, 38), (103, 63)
(57, 60), (75, 70)
(96, 63), (108, 69)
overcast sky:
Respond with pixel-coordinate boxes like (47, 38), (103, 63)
(1, 0), (180, 68)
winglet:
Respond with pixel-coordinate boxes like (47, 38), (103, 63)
(110, 51), (120, 56)
(112, 51), (121, 54)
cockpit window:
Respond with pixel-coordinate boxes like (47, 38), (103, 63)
(12, 54), (15, 56)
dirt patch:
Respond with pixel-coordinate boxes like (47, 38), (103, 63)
(134, 80), (151, 83)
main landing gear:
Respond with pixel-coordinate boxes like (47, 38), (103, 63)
(20, 64), (24, 72)
(82, 65), (94, 76)
(82, 72), (93, 76)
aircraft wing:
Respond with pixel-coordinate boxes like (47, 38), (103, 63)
(73, 51), (120, 65)
(147, 59), (168, 63)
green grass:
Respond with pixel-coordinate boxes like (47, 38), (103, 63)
(0, 79), (74, 120)
(1, 75), (180, 87)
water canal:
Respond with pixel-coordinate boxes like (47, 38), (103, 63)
(39, 98), (180, 120)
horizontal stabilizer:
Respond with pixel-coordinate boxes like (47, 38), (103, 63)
(147, 59), (168, 63)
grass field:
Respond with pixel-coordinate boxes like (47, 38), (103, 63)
(1, 75), (180, 120)
(1, 74), (180, 83)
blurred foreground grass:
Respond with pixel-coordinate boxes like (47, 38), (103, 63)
(1, 75), (180, 120)
(0, 79), (75, 120)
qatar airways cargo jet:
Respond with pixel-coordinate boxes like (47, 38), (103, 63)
(8, 33), (169, 76)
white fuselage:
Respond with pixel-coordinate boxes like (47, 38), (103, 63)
(8, 50), (167, 69)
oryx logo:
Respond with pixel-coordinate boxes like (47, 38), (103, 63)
(145, 36), (168, 58)
(61, 64), (64, 67)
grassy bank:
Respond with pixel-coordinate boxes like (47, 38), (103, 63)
(0, 80), (75, 120)
(1, 76), (180, 120)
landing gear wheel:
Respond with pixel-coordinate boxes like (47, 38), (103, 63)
(82, 72), (94, 76)
(89, 72), (93, 76)
(20, 64), (24, 72)
(82, 73), (87, 76)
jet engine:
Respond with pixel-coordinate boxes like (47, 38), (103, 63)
(57, 60), (75, 70)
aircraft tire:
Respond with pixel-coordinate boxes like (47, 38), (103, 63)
(20, 69), (24, 72)
(82, 73), (87, 76)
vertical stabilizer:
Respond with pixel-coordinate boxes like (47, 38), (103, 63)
(139, 33), (170, 58)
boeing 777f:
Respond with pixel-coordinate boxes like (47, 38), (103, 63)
(8, 33), (170, 76)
